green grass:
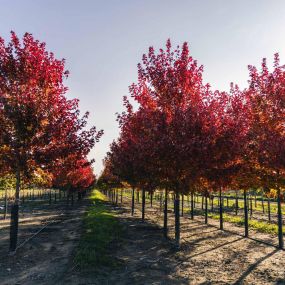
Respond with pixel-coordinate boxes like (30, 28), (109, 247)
(208, 212), (278, 235)
(75, 189), (122, 270)
(120, 189), (281, 235)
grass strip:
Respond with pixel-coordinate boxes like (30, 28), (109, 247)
(75, 189), (122, 270)
(208, 212), (278, 235)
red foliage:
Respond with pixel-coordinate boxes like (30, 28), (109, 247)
(53, 156), (95, 192)
(0, 32), (102, 179)
(110, 39), (248, 194)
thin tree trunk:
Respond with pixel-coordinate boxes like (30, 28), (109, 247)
(142, 188), (146, 221)
(205, 195), (208, 224)
(174, 192), (180, 248)
(181, 194), (184, 216)
(250, 196), (253, 217)
(131, 187), (135, 216)
(190, 192), (194, 219)
(116, 189), (118, 205)
(235, 192), (238, 215)
(244, 189), (249, 237)
(150, 192), (153, 208)
(277, 187), (283, 249)
(163, 189), (168, 238)
(219, 187), (223, 230)
(268, 198), (271, 222)
(4, 188), (8, 220)
(9, 168), (21, 252)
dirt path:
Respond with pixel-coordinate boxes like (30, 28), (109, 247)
(0, 199), (88, 285)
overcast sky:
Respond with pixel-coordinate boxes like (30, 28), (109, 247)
(1, 0), (285, 175)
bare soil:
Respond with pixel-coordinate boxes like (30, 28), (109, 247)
(0, 199), (87, 285)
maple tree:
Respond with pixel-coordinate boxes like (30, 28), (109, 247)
(0, 32), (102, 251)
(107, 104), (161, 219)
(243, 55), (285, 248)
(104, 40), (220, 247)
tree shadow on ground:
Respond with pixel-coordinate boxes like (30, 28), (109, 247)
(233, 249), (279, 284)
(91, 200), (285, 285)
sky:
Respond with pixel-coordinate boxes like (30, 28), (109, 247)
(1, 0), (285, 175)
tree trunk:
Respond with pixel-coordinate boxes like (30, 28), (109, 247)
(205, 195), (208, 224)
(150, 192), (153, 208)
(219, 188), (223, 230)
(121, 189), (123, 204)
(163, 189), (168, 238)
(142, 188), (146, 221)
(244, 189), (249, 237)
(267, 198), (271, 222)
(181, 194), (184, 216)
(190, 192), (194, 219)
(250, 196), (253, 217)
(4, 187), (8, 220)
(277, 187), (283, 249)
(9, 168), (21, 252)
(131, 187), (135, 216)
(116, 189), (118, 205)
(174, 192), (180, 248)
(235, 192), (238, 215)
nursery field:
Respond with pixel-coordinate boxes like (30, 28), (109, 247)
(2, 189), (284, 284)
(104, 190), (285, 285)
(3, 3), (285, 285)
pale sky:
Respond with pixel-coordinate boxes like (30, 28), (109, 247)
(1, 0), (285, 175)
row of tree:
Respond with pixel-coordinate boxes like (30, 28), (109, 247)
(0, 32), (102, 251)
(100, 40), (285, 249)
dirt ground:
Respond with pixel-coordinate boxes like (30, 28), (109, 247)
(0, 199), (87, 285)
(1, 194), (285, 284)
